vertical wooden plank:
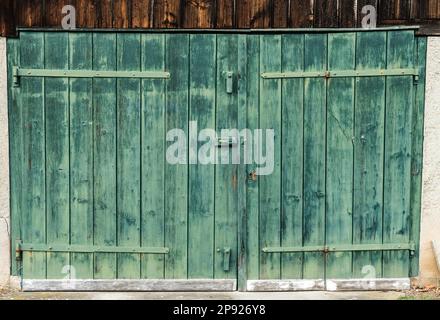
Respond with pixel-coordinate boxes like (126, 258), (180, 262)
(380, 0), (411, 20)
(44, 0), (67, 27)
(69, 33), (94, 279)
(216, 0), (235, 28)
(165, 34), (189, 279)
(353, 31), (386, 279)
(258, 34), (281, 280)
(187, 34), (216, 279)
(132, 0), (152, 28)
(15, 0), (43, 27)
(45, 33), (70, 279)
(140, 33), (166, 279)
(326, 33), (355, 279)
(95, 0), (114, 28)
(7, 38), (21, 276)
(303, 33), (326, 280)
(183, 0), (215, 28)
(339, 0), (356, 27)
(113, 0), (131, 28)
(249, 0), (271, 28)
(215, 34), (239, 280)
(93, 33), (117, 279)
(383, 30), (414, 278)
(0, 0), (15, 37)
(153, 0), (182, 28)
(237, 34), (248, 290)
(290, 0), (314, 28)
(280, 34), (304, 279)
(246, 35), (260, 280)
(116, 33), (141, 279)
(236, 0), (251, 28)
(314, 0), (339, 27)
(273, 0), (289, 27)
(409, 36), (427, 276)
(76, 0), (97, 28)
(20, 32), (46, 279)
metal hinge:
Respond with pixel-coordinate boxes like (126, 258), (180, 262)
(13, 67), (171, 87)
(15, 240), (22, 261)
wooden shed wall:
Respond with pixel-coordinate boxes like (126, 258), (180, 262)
(1, 1), (440, 37)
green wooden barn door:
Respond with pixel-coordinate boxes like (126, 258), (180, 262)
(9, 32), (241, 285)
(246, 30), (426, 288)
(8, 29), (426, 290)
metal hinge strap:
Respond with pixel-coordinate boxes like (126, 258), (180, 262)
(262, 243), (416, 254)
(261, 68), (419, 79)
(18, 243), (169, 254)
(13, 67), (170, 87)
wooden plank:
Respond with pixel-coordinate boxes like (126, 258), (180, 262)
(280, 34), (304, 279)
(7, 38), (21, 276)
(76, 0), (97, 28)
(247, 279), (326, 291)
(93, 32), (117, 279)
(302, 33), (326, 280)
(237, 34), (248, 291)
(183, 0), (215, 28)
(258, 34), (281, 280)
(69, 33), (94, 279)
(249, 0), (271, 28)
(165, 34), (189, 279)
(314, 0), (339, 27)
(236, 0), (251, 28)
(215, 34), (239, 280)
(95, 0), (114, 28)
(132, 0), (152, 28)
(290, 0), (314, 28)
(153, 0), (182, 28)
(245, 35), (260, 281)
(44, 33), (70, 279)
(116, 33), (142, 279)
(113, 0), (131, 28)
(352, 31), (387, 279)
(45, 32), (70, 279)
(0, 0), (15, 37)
(273, 0), (289, 27)
(339, 0), (356, 27)
(409, 36), (427, 276)
(140, 33), (166, 279)
(20, 32), (46, 279)
(22, 279), (236, 291)
(216, 0), (235, 28)
(44, 0), (66, 27)
(383, 30), (415, 278)
(187, 34), (216, 279)
(15, 0), (43, 27)
(325, 32), (355, 279)
(380, 0), (411, 20)
(326, 278), (411, 291)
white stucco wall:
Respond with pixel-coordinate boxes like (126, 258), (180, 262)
(0, 37), (10, 287)
(419, 37), (440, 287)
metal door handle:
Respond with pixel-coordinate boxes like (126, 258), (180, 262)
(226, 71), (233, 94)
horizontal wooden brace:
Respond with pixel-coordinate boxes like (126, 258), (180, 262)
(13, 67), (170, 86)
(262, 243), (416, 253)
(261, 68), (419, 79)
(18, 243), (169, 254)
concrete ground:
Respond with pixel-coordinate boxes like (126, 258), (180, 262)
(0, 289), (405, 300)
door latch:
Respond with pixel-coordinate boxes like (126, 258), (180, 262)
(225, 71), (233, 94)
(217, 247), (231, 272)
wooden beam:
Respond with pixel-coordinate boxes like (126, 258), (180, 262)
(22, 279), (237, 291)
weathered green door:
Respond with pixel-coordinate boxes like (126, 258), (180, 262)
(245, 30), (426, 290)
(8, 29), (426, 291)
(8, 32), (245, 289)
